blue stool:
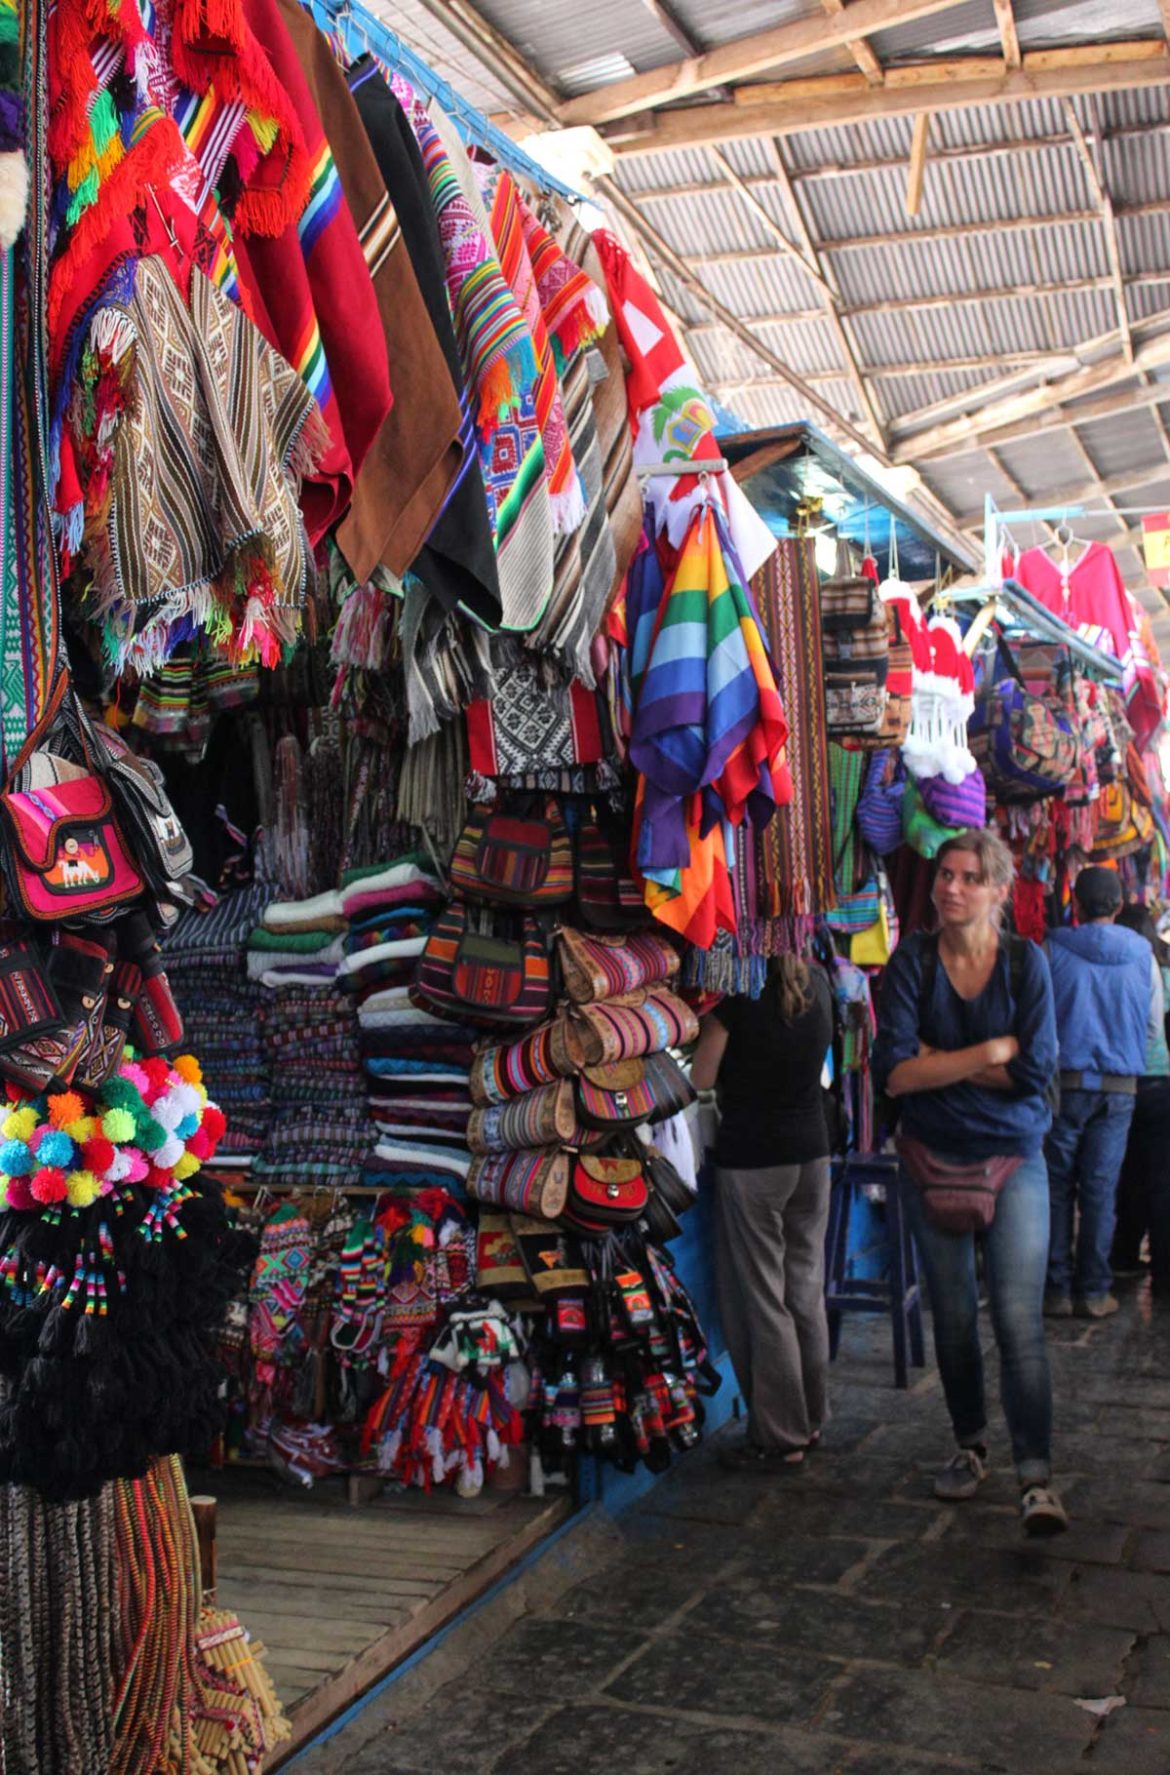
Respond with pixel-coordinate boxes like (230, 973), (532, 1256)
(824, 1153), (925, 1390)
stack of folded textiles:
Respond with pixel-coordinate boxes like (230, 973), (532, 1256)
(248, 891), (371, 1195)
(167, 885), (275, 1160)
(344, 855), (475, 1197)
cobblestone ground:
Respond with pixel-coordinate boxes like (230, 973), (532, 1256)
(308, 1285), (1170, 1775)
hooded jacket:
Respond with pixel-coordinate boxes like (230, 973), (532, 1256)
(1046, 923), (1152, 1082)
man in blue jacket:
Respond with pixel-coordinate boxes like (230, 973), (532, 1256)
(1045, 867), (1163, 1318)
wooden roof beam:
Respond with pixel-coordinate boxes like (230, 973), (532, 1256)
(673, 197), (1170, 260)
(946, 382), (1170, 458)
(905, 114), (930, 217)
(1063, 99), (1132, 363)
(892, 330), (1170, 463)
(993, 0), (1021, 71)
(952, 461), (1170, 531)
(558, 0), (971, 126)
(819, 0), (884, 86)
(606, 43), (1170, 153)
(677, 274), (1170, 326)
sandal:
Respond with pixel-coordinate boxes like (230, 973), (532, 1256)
(1020, 1484), (1069, 1538)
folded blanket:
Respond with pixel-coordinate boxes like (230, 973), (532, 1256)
(261, 889), (346, 932)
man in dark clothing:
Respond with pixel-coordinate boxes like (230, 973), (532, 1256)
(1045, 868), (1163, 1319)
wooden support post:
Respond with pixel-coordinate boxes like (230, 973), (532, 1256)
(906, 114), (930, 217)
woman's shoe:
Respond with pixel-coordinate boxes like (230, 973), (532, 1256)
(1020, 1485), (1069, 1537)
(718, 1440), (805, 1473)
(933, 1446), (990, 1501)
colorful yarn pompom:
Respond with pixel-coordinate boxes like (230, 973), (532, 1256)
(36, 1129), (76, 1170)
(202, 1105), (227, 1145)
(102, 1078), (142, 1114)
(47, 1091), (85, 1129)
(2, 1176), (33, 1210)
(102, 1108), (136, 1143)
(30, 1167), (68, 1204)
(82, 1136), (115, 1176)
(3, 1106), (39, 1143)
(173, 1151), (200, 1181)
(141, 1057), (172, 1101)
(66, 1169), (101, 1208)
(174, 1054), (202, 1085)
(65, 1115), (96, 1144)
(0, 1140), (33, 1176)
(135, 1116), (166, 1154)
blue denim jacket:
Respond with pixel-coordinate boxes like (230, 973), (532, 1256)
(873, 932), (1058, 1159)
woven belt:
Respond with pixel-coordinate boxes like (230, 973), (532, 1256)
(1059, 1071), (1137, 1096)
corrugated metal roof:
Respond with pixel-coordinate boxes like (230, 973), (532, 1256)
(374, 0), (1170, 595)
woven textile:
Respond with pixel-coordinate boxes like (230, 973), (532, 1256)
(631, 506), (788, 874)
(420, 100), (552, 634)
(280, 0), (461, 584)
(466, 656), (603, 779)
(347, 59), (501, 625)
(520, 198), (608, 365)
(88, 257), (322, 673)
(391, 75), (534, 438)
(479, 162), (581, 534)
(234, 0), (392, 544)
(751, 539), (837, 918)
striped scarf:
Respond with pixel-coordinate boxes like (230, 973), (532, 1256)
(520, 198), (608, 366)
(391, 73), (536, 441)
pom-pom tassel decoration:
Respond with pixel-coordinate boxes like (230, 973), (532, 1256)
(0, 1053), (256, 1503)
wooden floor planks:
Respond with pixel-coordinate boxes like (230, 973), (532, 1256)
(198, 1469), (571, 1767)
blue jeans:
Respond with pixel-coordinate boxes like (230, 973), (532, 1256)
(1044, 1088), (1135, 1300)
(901, 1153), (1052, 1485)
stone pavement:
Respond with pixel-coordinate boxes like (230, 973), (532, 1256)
(298, 1286), (1170, 1775)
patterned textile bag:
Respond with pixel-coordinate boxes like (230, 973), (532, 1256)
(512, 1216), (590, 1298)
(467, 1079), (583, 1153)
(1, 727), (144, 923)
(558, 928), (679, 1004)
(475, 1212), (533, 1300)
(562, 1153), (649, 1235)
(575, 1051), (695, 1130)
(469, 1016), (577, 1106)
(855, 750), (905, 856)
(969, 643), (1080, 802)
(567, 988), (698, 1067)
(820, 561), (889, 740)
(916, 767), (987, 829)
(575, 811), (645, 932)
(466, 1147), (570, 1218)
(450, 801), (573, 906)
(413, 899), (552, 1027)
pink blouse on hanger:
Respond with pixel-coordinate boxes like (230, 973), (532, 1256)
(1013, 542), (1165, 746)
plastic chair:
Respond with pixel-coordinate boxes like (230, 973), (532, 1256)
(824, 1152), (925, 1390)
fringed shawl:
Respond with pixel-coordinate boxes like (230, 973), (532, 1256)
(83, 256), (324, 672)
(520, 199), (608, 366)
(233, 0), (391, 544)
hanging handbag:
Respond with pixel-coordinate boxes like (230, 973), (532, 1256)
(75, 957), (140, 1091)
(0, 924), (65, 1060)
(469, 1016), (577, 1107)
(855, 750), (906, 856)
(467, 1079), (585, 1154)
(574, 1050), (695, 1130)
(562, 1152), (650, 1235)
(449, 801), (573, 907)
(916, 766), (987, 830)
(0, 931), (112, 1092)
(68, 705), (195, 900)
(474, 1212), (534, 1300)
(820, 557), (890, 740)
(413, 899), (552, 1027)
(558, 927), (679, 1005)
(574, 812), (645, 932)
(0, 757), (143, 923)
(466, 1147), (571, 1219)
(969, 640), (1080, 802)
(511, 1215), (590, 1299)
(565, 988), (698, 1067)
(902, 778), (961, 859)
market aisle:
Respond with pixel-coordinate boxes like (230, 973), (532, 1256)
(297, 1293), (1170, 1775)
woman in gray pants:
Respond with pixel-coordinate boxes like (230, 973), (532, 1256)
(692, 954), (835, 1470)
